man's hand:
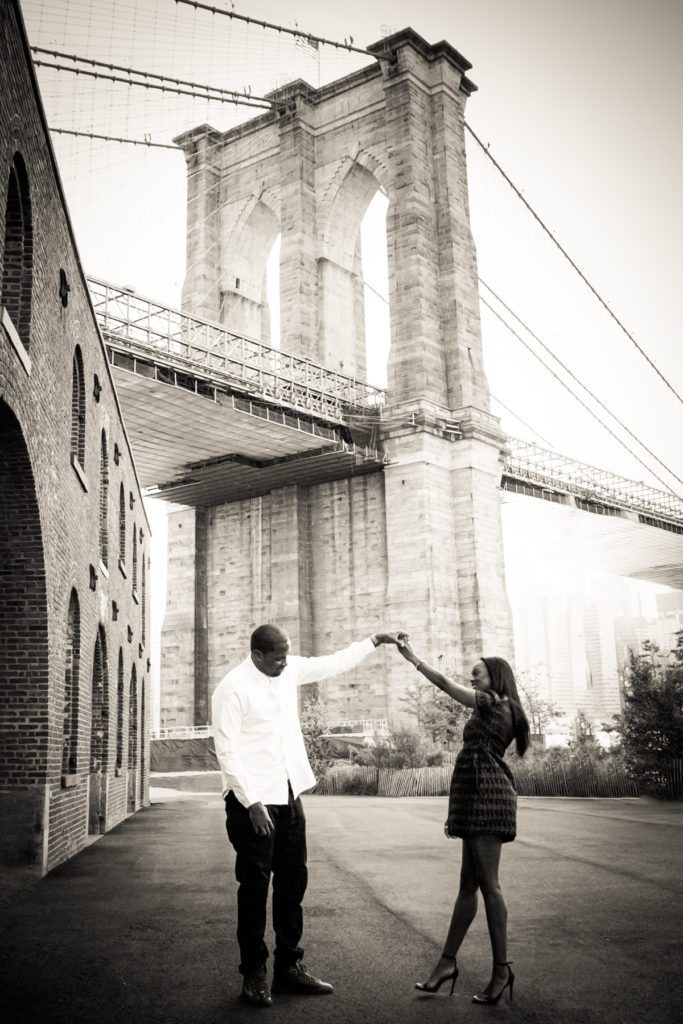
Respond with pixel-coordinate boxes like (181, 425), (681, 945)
(373, 631), (409, 647)
(248, 802), (275, 838)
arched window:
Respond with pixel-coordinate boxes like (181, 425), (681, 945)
(132, 525), (138, 595)
(139, 679), (146, 803)
(63, 589), (81, 775)
(99, 432), (109, 567)
(128, 665), (138, 769)
(118, 483), (126, 567)
(0, 399), (49, 813)
(116, 649), (124, 771)
(71, 347), (85, 466)
(90, 625), (108, 772)
(1, 153), (33, 347)
(141, 554), (146, 646)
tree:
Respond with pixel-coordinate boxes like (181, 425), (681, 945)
(571, 708), (603, 756)
(299, 697), (335, 776)
(615, 635), (683, 796)
(352, 721), (445, 768)
(399, 678), (467, 748)
(517, 671), (562, 737)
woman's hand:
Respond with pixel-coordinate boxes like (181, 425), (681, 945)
(397, 639), (420, 664)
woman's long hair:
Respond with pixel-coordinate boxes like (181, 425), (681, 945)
(481, 656), (530, 757)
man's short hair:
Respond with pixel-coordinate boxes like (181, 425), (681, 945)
(250, 624), (288, 653)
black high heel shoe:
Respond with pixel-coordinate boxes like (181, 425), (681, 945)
(472, 961), (514, 1004)
(415, 954), (459, 995)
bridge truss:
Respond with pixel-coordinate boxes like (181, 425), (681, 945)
(89, 277), (385, 424)
(89, 278), (682, 534)
(503, 439), (683, 530)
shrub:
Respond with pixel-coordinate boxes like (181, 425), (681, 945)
(615, 636), (683, 797)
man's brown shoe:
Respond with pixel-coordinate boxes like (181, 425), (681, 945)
(272, 962), (333, 995)
(241, 970), (272, 1007)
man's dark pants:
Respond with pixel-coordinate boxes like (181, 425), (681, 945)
(225, 784), (308, 976)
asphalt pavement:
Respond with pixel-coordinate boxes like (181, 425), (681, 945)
(1, 775), (681, 1024)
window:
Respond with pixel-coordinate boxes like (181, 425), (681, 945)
(63, 589), (80, 775)
(141, 554), (146, 646)
(128, 665), (138, 769)
(116, 649), (124, 771)
(132, 524), (138, 595)
(71, 346), (86, 467)
(99, 432), (109, 567)
(1, 153), (33, 347)
(139, 680), (146, 802)
(118, 483), (126, 568)
(90, 625), (108, 771)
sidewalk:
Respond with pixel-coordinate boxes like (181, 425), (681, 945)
(1, 783), (681, 1024)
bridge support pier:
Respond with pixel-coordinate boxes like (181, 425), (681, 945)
(161, 28), (514, 729)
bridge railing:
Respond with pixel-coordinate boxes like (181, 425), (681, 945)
(504, 438), (683, 526)
(325, 718), (390, 735)
(88, 277), (385, 422)
(151, 725), (212, 741)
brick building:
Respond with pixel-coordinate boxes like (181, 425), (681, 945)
(0, 0), (151, 879)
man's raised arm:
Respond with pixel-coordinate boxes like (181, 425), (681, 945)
(292, 631), (404, 686)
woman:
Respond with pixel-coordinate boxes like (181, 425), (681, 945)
(397, 641), (530, 1004)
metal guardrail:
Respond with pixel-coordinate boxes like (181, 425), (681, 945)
(88, 277), (385, 423)
(326, 718), (390, 734)
(504, 438), (683, 526)
(151, 725), (212, 741)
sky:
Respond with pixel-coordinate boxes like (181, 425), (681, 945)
(19, 0), (683, 720)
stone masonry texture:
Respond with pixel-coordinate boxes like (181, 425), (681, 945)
(162, 28), (513, 729)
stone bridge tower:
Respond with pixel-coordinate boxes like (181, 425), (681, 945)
(163, 28), (512, 726)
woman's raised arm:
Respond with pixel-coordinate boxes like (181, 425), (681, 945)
(397, 640), (476, 709)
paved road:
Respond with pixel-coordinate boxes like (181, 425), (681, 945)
(1, 783), (681, 1024)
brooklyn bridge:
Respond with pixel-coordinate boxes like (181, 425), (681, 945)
(1, 0), (681, 885)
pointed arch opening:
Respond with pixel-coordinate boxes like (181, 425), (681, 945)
(99, 432), (109, 568)
(116, 649), (124, 772)
(88, 625), (109, 834)
(118, 483), (126, 568)
(71, 346), (86, 468)
(63, 590), (81, 776)
(2, 153), (33, 349)
(221, 199), (280, 343)
(132, 524), (138, 596)
(90, 625), (109, 772)
(318, 163), (391, 382)
(139, 679), (146, 804)
(360, 190), (390, 389)
(0, 400), (49, 807)
(127, 664), (138, 812)
(141, 554), (147, 647)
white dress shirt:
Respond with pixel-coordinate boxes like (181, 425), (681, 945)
(212, 637), (377, 807)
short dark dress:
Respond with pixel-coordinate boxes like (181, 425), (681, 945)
(446, 689), (518, 843)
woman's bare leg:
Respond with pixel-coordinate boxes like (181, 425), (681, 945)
(469, 834), (510, 996)
(443, 840), (479, 956)
(419, 840), (479, 987)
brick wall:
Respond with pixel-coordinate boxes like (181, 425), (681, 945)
(0, 0), (150, 877)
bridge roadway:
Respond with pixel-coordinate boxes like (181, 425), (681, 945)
(89, 277), (387, 507)
(90, 278), (683, 588)
(1, 786), (680, 1024)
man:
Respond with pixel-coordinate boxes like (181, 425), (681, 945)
(212, 624), (403, 1007)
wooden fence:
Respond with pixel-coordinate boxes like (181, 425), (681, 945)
(512, 760), (640, 798)
(312, 758), (683, 799)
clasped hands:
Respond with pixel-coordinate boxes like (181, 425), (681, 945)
(392, 631), (420, 665)
(375, 631), (417, 664)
